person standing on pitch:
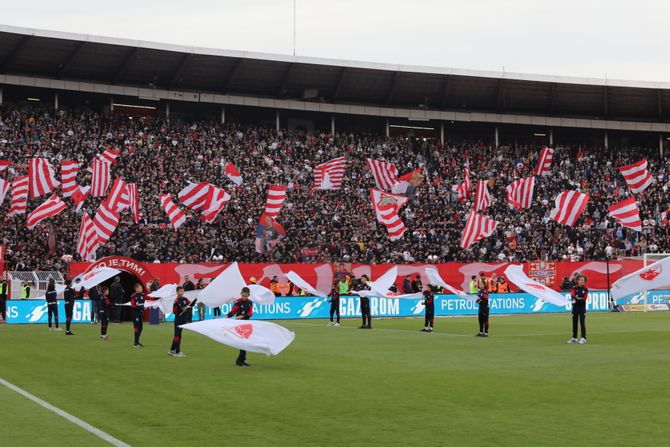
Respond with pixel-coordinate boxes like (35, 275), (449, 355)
(356, 275), (372, 329)
(475, 287), (490, 337)
(130, 283), (145, 347)
(64, 279), (76, 335)
(328, 283), (341, 326)
(567, 274), (588, 345)
(99, 286), (114, 340)
(45, 280), (61, 331)
(421, 285), (435, 332)
(169, 286), (193, 357)
(0, 277), (8, 321)
(227, 287), (254, 366)
(110, 276), (124, 323)
(89, 284), (101, 324)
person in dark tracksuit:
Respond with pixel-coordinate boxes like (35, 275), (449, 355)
(568, 274), (588, 345)
(421, 285), (435, 333)
(328, 285), (340, 327)
(99, 286), (114, 340)
(45, 281), (61, 331)
(169, 287), (192, 357)
(356, 275), (372, 329)
(89, 284), (101, 324)
(475, 288), (490, 337)
(227, 287), (253, 367)
(64, 280), (75, 335)
(0, 278), (8, 321)
(130, 283), (145, 347)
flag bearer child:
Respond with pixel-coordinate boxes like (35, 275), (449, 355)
(567, 274), (588, 345)
(227, 287), (254, 366)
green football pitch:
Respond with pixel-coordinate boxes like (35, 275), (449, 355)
(0, 312), (668, 447)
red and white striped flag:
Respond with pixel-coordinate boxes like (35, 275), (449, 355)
(224, 162), (243, 186)
(264, 185), (287, 219)
(0, 178), (9, 208)
(607, 197), (642, 232)
(460, 211), (499, 249)
(370, 188), (409, 240)
(0, 160), (11, 172)
(127, 183), (139, 224)
(178, 181), (211, 211)
(314, 157), (346, 190)
(98, 147), (120, 165)
(505, 177), (535, 209)
(533, 146), (554, 176)
(159, 194), (187, 229)
(107, 178), (131, 212)
(91, 158), (111, 197)
(60, 160), (80, 198)
(367, 159), (398, 191)
(77, 213), (98, 261)
(92, 200), (121, 244)
(7, 175), (29, 217)
(201, 186), (231, 224)
(71, 185), (90, 212)
(452, 165), (471, 203)
(474, 180), (492, 212)
(28, 158), (60, 198)
(619, 159), (654, 194)
(26, 194), (67, 229)
(549, 191), (590, 227)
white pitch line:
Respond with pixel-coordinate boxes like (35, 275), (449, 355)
(0, 377), (130, 447)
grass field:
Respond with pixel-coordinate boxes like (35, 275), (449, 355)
(1, 312), (669, 447)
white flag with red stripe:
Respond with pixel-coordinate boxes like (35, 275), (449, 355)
(612, 256), (670, 300)
(474, 180), (492, 212)
(504, 265), (570, 306)
(107, 178), (131, 212)
(127, 183), (139, 224)
(0, 178), (9, 208)
(26, 194), (67, 229)
(370, 188), (409, 240)
(0, 160), (11, 172)
(607, 197), (642, 232)
(91, 158), (111, 197)
(160, 194), (187, 229)
(7, 175), (29, 217)
(60, 160), (80, 198)
(178, 181), (211, 211)
(224, 162), (243, 186)
(619, 159), (654, 194)
(264, 185), (287, 218)
(549, 191), (590, 227)
(367, 159), (398, 191)
(452, 165), (471, 203)
(460, 211), (499, 249)
(92, 200), (120, 244)
(505, 177), (535, 209)
(71, 185), (90, 212)
(28, 158), (60, 198)
(533, 146), (554, 176)
(314, 157), (346, 190)
(98, 147), (120, 165)
(201, 185), (231, 223)
(76, 213), (99, 261)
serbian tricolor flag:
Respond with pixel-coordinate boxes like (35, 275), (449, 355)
(180, 319), (295, 356)
(225, 162), (243, 186)
(391, 168), (423, 198)
(255, 213), (286, 255)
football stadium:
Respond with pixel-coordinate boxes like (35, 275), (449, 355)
(1, 6), (670, 447)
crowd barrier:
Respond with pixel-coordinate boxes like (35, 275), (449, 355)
(6, 290), (669, 324)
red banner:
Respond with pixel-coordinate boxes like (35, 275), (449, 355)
(69, 257), (643, 292)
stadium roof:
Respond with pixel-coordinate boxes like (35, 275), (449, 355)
(1, 24), (669, 123)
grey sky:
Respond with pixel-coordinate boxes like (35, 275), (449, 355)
(2, 0), (669, 82)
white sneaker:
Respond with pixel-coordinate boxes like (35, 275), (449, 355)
(579, 338), (587, 345)
(49, 327), (54, 331)
(567, 338), (578, 344)
(334, 322), (340, 327)
(167, 350), (176, 356)
(53, 327), (62, 332)
(100, 335), (109, 340)
(328, 322), (334, 326)
(175, 352), (186, 358)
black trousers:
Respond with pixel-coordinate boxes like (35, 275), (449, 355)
(48, 303), (59, 328)
(424, 307), (434, 327)
(65, 302), (74, 331)
(478, 307), (489, 333)
(171, 317), (186, 352)
(329, 302), (340, 322)
(0, 296), (6, 320)
(100, 309), (109, 336)
(236, 350), (247, 364)
(91, 300), (99, 322)
(213, 307), (221, 317)
(112, 304), (122, 322)
(360, 298), (371, 326)
(572, 311), (586, 338)
(133, 310), (144, 344)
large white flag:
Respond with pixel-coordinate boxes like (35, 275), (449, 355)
(504, 265), (570, 306)
(74, 267), (122, 291)
(286, 271), (329, 298)
(197, 262), (275, 307)
(611, 256), (670, 300)
(349, 267), (420, 299)
(424, 267), (472, 300)
(180, 319), (295, 356)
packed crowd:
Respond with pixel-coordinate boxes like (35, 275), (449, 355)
(1, 103), (669, 273)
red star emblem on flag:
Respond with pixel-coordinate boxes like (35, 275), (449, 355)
(234, 324), (253, 339)
(639, 268), (661, 281)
